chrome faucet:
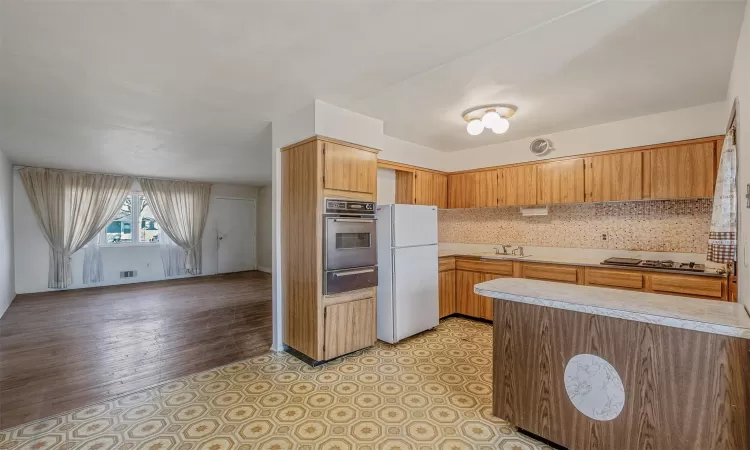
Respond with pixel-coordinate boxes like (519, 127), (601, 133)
(512, 246), (525, 257)
(494, 245), (512, 255)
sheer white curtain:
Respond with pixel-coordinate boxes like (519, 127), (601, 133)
(82, 237), (103, 284)
(160, 231), (186, 277)
(20, 167), (133, 288)
(139, 178), (211, 275)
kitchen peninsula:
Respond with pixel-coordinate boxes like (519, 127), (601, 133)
(477, 278), (750, 450)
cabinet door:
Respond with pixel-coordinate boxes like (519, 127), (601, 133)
(499, 165), (537, 206)
(414, 170), (448, 209)
(647, 142), (715, 199)
(456, 270), (502, 320)
(537, 159), (585, 204)
(395, 170), (415, 204)
(448, 171), (498, 208)
(324, 297), (377, 360)
(585, 152), (643, 202)
(438, 270), (456, 318)
(323, 142), (378, 194)
(456, 270), (484, 317)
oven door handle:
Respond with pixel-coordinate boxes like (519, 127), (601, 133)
(333, 268), (376, 277)
(332, 218), (375, 223)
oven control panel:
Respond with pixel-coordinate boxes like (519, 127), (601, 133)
(325, 198), (375, 216)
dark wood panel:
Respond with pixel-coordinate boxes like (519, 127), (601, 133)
(0, 271), (272, 430)
(492, 299), (750, 450)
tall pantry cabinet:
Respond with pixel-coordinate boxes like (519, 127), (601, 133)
(281, 136), (380, 363)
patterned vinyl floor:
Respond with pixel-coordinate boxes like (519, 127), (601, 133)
(0, 317), (549, 450)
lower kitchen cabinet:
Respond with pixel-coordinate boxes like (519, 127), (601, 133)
(439, 270), (456, 318)
(323, 297), (377, 360)
(440, 257), (729, 325)
(456, 270), (503, 320)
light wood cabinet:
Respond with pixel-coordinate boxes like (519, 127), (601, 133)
(647, 273), (725, 299)
(647, 142), (715, 199)
(382, 136), (723, 209)
(456, 270), (499, 320)
(439, 270), (456, 318)
(455, 258), (513, 276)
(520, 263), (580, 284)
(448, 171), (498, 209)
(585, 267), (644, 290)
(498, 166), (537, 206)
(537, 158), (585, 204)
(415, 170), (448, 209)
(283, 137), (380, 363)
(585, 152), (643, 202)
(323, 141), (378, 194)
(394, 169), (448, 208)
(324, 297), (377, 360)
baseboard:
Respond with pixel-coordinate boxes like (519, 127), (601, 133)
(258, 266), (272, 274)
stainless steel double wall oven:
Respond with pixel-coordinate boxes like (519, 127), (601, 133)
(323, 198), (378, 295)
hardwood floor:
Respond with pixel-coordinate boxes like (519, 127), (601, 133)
(0, 271), (272, 430)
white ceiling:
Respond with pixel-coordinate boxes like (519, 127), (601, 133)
(0, 1), (745, 183)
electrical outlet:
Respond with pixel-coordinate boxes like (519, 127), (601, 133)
(601, 233), (608, 241)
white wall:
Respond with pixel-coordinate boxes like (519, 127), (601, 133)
(728, 2), (750, 310)
(442, 102), (728, 171)
(13, 175), (259, 294)
(377, 168), (396, 204)
(257, 185), (272, 273)
(0, 149), (14, 318)
(379, 135), (448, 171)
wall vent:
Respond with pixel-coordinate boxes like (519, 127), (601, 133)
(120, 270), (138, 279)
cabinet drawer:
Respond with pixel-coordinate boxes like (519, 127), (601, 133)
(586, 268), (644, 290)
(455, 258), (514, 276)
(439, 256), (455, 272)
(521, 263), (579, 284)
(649, 274), (724, 299)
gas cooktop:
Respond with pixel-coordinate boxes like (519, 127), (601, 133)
(601, 257), (706, 273)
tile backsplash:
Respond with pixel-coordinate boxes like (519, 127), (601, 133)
(438, 199), (713, 253)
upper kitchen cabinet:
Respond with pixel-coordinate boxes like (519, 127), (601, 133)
(498, 165), (537, 206)
(415, 170), (448, 209)
(646, 141), (716, 199)
(536, 158), (585, 204)
(448, 170), (498, 208)
(393, 169), (448, 208)
(323, 140), (378, 195)
(584, 152), (644, 202)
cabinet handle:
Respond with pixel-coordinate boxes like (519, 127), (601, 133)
(333, 218), (375, 223)
(333, 268), (375, 277)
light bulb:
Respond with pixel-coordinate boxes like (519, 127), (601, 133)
(482, 110), (502, 129)
(491, 118), (510, 134)
(466, 119), (484, 136)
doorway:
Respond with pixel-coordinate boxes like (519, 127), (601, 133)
(215, 197), (257, 274)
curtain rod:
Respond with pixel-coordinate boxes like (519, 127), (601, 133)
(12, 164), (215, 185)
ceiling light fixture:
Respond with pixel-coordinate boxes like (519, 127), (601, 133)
(462, 104), (517, 136)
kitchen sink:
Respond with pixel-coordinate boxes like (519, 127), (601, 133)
(476, 252), (532, 259)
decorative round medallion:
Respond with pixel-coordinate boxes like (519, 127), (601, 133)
(564, 354), (625, 421)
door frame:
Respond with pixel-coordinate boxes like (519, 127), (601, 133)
(215, 196), (258, 272)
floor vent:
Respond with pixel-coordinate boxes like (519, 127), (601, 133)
(120, 270), (137, 279)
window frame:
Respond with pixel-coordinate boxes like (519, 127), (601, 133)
(99, 191), (161, 247)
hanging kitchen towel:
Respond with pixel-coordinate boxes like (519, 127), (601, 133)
(707, 129), (737, 263)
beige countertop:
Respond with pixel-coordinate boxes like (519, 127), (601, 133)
(438, 246), (726, 278)
(475, 278), (750, 339)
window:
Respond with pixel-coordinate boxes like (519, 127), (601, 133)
(101, 193), (160, 245)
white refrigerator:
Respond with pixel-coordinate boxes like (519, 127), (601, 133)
(376, 204), (439, 344)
